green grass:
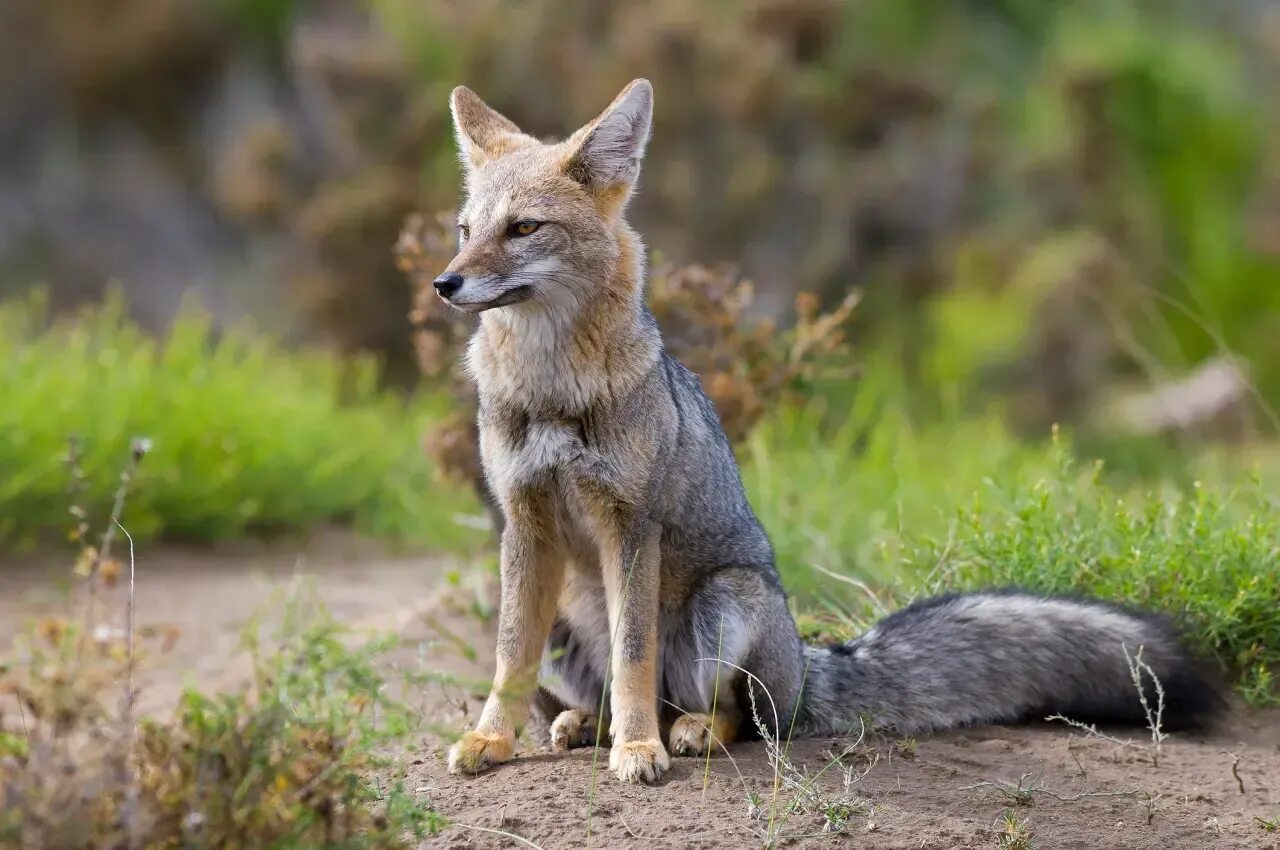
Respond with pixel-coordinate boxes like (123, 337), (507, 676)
(748, 389), (1280, 704)
(4, 288), (1275, 705)
(743, 373), (1054, 600)
(909, 439), (1280, 705)
(0, 290), (484, 550)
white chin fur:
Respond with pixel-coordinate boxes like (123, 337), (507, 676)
(442, 298), (488, 314)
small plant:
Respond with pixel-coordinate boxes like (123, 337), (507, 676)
(746, 790), (766, 820)
(646, 263), (859, 445)
(736, 673), (875, 844)
(1, 582), (440, 850)
(819, 798), (868, 834)
(1256, 814), (1280, 832)
(1238, 663), (1278, 707)
(1045, 643), (1170, 768)
(0, 441), (439, 849)
(996, 811), (1036, 850)
(896, 736), (918, 759)
(1123, 645), (1167, 767)
(988, 773), (1038, 808)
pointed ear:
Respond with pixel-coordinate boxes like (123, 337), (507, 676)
(563, 79), (653, 191)
(450, 86), (525, 169)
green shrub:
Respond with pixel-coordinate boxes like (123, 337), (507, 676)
(907, 437), (1280, 704)
(1, 585), (442, 848)
(1, 447), (442, 848)
(747, 365), (1278, 703)
(743, 360), (1053, 603)
(0, 290), (482, 549)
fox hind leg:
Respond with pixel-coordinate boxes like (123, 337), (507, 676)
(539, 618), (610, 751)
(662, 565), (805, 748)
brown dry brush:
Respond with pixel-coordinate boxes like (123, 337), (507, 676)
(395, 212), (859, 528)
(0, 442), (435, 850)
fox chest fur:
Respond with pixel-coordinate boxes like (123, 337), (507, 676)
(469, 307), (669, 547)
(475, 391), (653, 557)
(478, 403), (587, 501)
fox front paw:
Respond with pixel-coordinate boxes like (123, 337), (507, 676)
(549, 709), (599, 752)
(447, 730), (515, 776)
(608, 738), (670, 784)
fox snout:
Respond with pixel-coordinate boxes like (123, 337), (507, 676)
(433, 272), (464, 300)
(431, 263), (536, 313)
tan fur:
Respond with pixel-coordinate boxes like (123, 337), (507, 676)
(446, 730), (515, 776)
(443, 79), (673, 784)
(607, 738), (669, 785)
(601, 529), (662, 745)
(668, 710), (738, 756)
(439, 77), (1223, 790)
(548, 708), (598, 752)
(444, 486), (564, 780)
(464, 225), (654, 415)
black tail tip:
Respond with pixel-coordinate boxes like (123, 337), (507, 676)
(1154, 658), (1230, 732)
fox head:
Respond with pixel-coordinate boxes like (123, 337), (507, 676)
(433, 79), (653, 314)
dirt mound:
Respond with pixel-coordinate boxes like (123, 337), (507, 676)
(410, 715), (1279, 849)
(406, 589), (1280, 850)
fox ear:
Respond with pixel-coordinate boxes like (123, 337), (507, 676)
(563, 79), (653, 192)
(450, 86), (524, 169)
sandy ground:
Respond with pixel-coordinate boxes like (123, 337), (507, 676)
(3, 538), (1278, 849)
(0, 531), (462, 713)
(404, 583), (1280, 850)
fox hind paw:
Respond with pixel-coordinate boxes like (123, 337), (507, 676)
(447, 730), (515, 775)
(609, 738), (670, 784)
(549, 709), (599, 752)
(669, 712), (716, 756)
(670, 711), (738, 757)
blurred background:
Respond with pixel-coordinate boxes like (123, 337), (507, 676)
(4, 6), (1280, 837)
(2, 0), (1279, 590)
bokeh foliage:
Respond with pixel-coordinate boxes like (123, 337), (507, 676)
(0, 290), (482, 549)
(7, 0), (1277, 417)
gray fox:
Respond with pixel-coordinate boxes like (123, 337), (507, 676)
(434, 79), (1221, 784)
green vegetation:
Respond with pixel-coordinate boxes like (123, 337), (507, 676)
(1, 585), (441, 848)
(752, 398), (1280, 704)
(0, 290), (483, 550)
(3, 283), (1275, 704)
(913, 438), (1279, 705)
(2, 442), (443, 848)
(743, 371), (1048, 600)
(368, 0), (1280, 417)
(5, 2), (1278, 844)
(5, 0), (1280, 709)
(996, 810), (1037, 850)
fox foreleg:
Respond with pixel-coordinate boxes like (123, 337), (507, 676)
(448, 510), (563, 775)
(600, 524), (668, 783)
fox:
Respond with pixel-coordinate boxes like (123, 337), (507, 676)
(434, 78), (1222, 784)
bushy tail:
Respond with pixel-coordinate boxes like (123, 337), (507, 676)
(798, 590), (1224, 736)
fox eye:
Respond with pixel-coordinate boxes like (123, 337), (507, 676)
(509, 220), (541, 238)
(458, 224), (470, 240)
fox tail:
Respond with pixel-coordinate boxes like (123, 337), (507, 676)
(798, 590), (1224, 736)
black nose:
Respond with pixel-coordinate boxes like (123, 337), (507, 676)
(433, 273), (464, 299)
